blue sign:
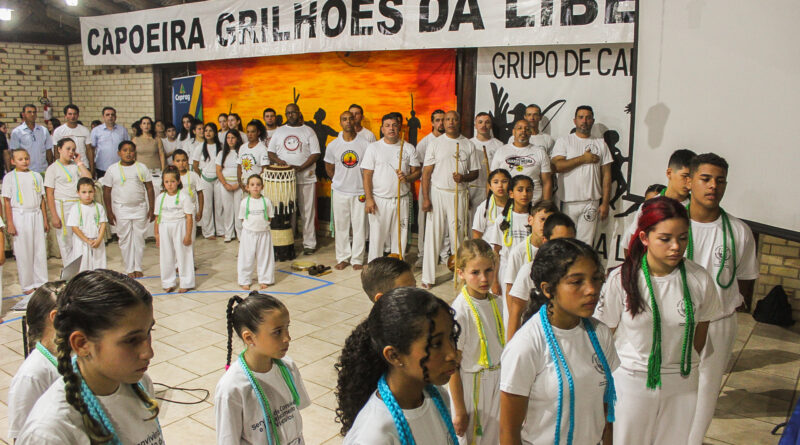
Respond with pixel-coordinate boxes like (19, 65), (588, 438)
(171, 75), (203, 128)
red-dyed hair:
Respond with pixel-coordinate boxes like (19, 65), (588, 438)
(621, 196), (689, 315)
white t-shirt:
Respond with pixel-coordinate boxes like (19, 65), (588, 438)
(192, 143), (219, 180)
(509, 261), (535, 302)
(469, 136), (503, 191)
(154, 191), (194, 223)
(623, 196), (690, 249)
(239, 195), (274, 232)
(504, 241), (538, 286)
(53, 124), (91, 160)
(484, 211), (530, 261)
(687, 212), (759, 318)
(452, 293), (505, 373)
(7, 347), (61, 439)
(343, 127), (378, 144)
(324, 135), (369, 196)
(267, 125), (321, 184)
(215, 149), (240, 181)
(100, 162), (152, 210)
(214, 356), (310, 445)
(66, 202), (107, 239)
(415, 132), (439, 165)
(180, 171), (202, 213)
(265, 129), (277, 147)
(595, 262), (721, 373)
(239, 141), (269, 181)
(17, 374), (163, 445)
(471, 197), (504, 235)
(162, 138), (180, 164)
(2, 169), (45, 210)
(44, 161), (82, 200)
(423, 134), (480, 192)
(343, 390), (454, 445)
(491, 143), (552, 202)
(361, 139), (420, 199)
(500, 315), (618, 445)
(530, 133), (556, 157)
(551, 133), (612, 202)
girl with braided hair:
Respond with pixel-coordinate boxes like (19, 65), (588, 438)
(336, 287), (461, 445)
(16, 270), (161, 444)
(593, 196), (720, 444)
(215, 291), (310, 445)
(500, 238), (618, 445)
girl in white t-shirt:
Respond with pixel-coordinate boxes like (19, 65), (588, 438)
(216, 129), (243, 242)
(337, 287), (461, 445)
(7, 282), (65, 441)
(192, 122), (223, 239)
(471, 168), (510, 239)
(449, 239), (504, 445)
(154, 166), (195, 293)
(67, 178), (108, 271)
(173, 148), (204, 242)
(215, 292), (311, 445)
(594, 196), (720, 445)
(238, 174), (275, 290)
(17, 270), (162, 445)
(500, 238), (618, 445)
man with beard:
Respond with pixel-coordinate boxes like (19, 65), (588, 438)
(491, 119), (552, 203)
(263, 107), (279, 146)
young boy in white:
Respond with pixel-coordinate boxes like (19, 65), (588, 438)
(238, 175), (276, 289)
(238, 123), (268, 186)
(154, 167), (195, 293)
(44, 138), (91, 267)
(216, 133), (243, 242)
(469, 112), (503, 223)
(67, 178), (107, 271)
(491, 119), (553, 203)
(551, 106), (613, 245)
(101, 141), (155, 278)
(361, 115), (421, 262)
(324, 111), (370, 269)
(267, 103), (321, 254)
(173, 149), (203, 242)
(684, 154), (758, 445)
(192, 125), (223, 239)
(421, 111), (480, 287)
(2, 149), (49, 293)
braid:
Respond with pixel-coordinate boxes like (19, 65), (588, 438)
(225, 296), (244, 368)
(483, 190), (494, 219)
(131, 383), (160, 420)
(499, 199), (513, 232)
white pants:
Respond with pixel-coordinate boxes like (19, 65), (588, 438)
(116, 217), (148, 274)
(423, 189), (468, 285)
(71, 236), (106, 272)
(688, 313), (737, 445)
(613, 368), (699, 445)
(158, 219), (195, 289)
(468, 186), (486, 231)
(199, 178), (224, 238)
(216, 181), (242, 241)
(54, 199), (78, 267)
(561, 199), (600, 246)
(418, 200), (452, 261)
(332, 190), (366, 265)
(238, 228), (275, 286)
(11, 208), (48, 291)
(367, 195), (409, 262)
(294, 182), (316, 249)
(452, 368), (501, 445)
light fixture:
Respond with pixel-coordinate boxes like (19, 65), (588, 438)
(65, 0), (78, 5)
(0, 8), (12, 21)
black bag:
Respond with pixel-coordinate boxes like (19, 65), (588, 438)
(753, 285), (795, 327)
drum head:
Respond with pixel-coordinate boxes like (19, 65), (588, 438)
(291, 261), (316, 271)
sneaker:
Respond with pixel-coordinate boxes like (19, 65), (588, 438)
(303, 248), (316, 255)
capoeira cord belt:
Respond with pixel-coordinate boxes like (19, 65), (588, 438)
(486, 195), (498, 224)
(502, 208), (514, 247)
(70, 356), (162, 445)
(377, 374), (458, 445)
(55, 160), (73, 182)
(461, 286), (505, 441)
(525, 235), (535, 262)
(58, 198), (80, 236)
(35, 342), (57, 367)
(156, 193), (181, 224)
(641, 255), (696, 387)
(538, 305), (616, 445)
(118, 162), (146, 184)
(183, 173), (193, 197)
(685, 204), (738, 289)
(238, 352), (300, 445)
(13, 170), (40, 204)
(78, 202), (101, 227)
(245, 196), (269, 220)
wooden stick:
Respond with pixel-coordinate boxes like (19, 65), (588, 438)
(454, 142), (460, 289)
(397, 131), (404, 260)
(482, 144), (490, 194)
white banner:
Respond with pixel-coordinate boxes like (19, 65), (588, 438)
(80, 0), (634, 66)
(475, 44), (634, 267)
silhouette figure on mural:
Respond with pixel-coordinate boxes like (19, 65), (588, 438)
(604, 129), (629, 211)
(305, 108), (338, 180)
(406, 94), (421, 146)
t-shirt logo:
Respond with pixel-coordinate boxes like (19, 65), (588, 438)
(505, 155), (536, 168)
(284, 135), (301, 152)
(341, 150), (359, 168)
(591, 353), (605, 374)
(713, 245), (732, 268)
(677, 299), (696, 318)
(241, 154), (256, 172)
(583, 206), (598, 222)
(584, 143), (600, 155)
(358, 194), (366, 203)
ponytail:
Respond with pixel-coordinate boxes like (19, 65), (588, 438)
(499, 199), (513, 233)
(226, 295), (244, 369)
(225, 292), (286, 369)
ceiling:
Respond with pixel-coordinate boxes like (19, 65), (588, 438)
(0, 0), (201, 44)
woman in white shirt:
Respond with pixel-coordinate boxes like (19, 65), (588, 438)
(216, 129), (243, 242)
(192, 122), (223, 239)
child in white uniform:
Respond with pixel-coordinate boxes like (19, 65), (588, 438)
(67, 178), (107, 271)
(154, 166), (195, 293)
(500, 238), (618, 445)
(174, 149), (203, 242)
(8, 282), (64, 441)
(216, 292), (310, 445)
(216, 130), (243, 242)
(337, 287), (460, 444)
(2, 149), (49, 293)
(449, 240), (504, 445)
(44, 138), (91, 266)
(238, 175), (275, 290)
(502, 200), (558, 297)
(17, 270), (163, 444)
(192, 122), (223, 239)
(471, 168), (510, 239)
(101, 141), (155, 278)
(595, 197), (720, 445)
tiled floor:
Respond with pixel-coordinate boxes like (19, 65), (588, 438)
(0, 235), (797, 444)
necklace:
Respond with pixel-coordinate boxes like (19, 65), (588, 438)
(245, 195), (269, 220)
(238, 351), (300, 445)
(35, 342), (57, 367)
(460, 286), (505, 368)
(686, 204), (738, 288)
(78, 202), (101, 227)
(377, 375), (457, 445)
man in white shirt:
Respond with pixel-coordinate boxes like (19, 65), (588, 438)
(421, 111), (480, 288)
(512, 104), (556, 156)
(415, 109), (446, 266)
(550, 105), (612, 245)
(263, 107), (278, 146)
(52, 104), (90, 161)
(267, 103), (321, 255)
(10, 104), (52, 173)
(361, 114), (421, 262)
(469, 112), (504, 223)
(491, 119), (553, 203)
(346, 104), (377, 143)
